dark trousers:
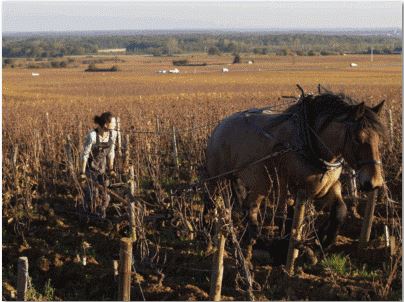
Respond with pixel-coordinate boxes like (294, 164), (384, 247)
(83, 169), (111, 218)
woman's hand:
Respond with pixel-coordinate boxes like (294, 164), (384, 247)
(78, 173), (87, 183)
(109, 170), (117, 179)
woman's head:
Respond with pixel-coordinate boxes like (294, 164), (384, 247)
(94, 112), (116, 130)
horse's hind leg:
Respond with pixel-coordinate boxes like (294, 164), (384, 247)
(318, 181), (347, 249)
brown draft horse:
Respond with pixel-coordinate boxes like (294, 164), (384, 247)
(206, 86), (385, 259)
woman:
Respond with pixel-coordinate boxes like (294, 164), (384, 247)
(80, 112), (117, 218)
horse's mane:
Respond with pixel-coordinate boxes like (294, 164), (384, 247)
(286, 91), (386, 138)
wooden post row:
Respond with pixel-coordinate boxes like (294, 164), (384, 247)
(17, 256), (29, 301)
(118, 238), (132, 302)
(286, 191), (306, 275)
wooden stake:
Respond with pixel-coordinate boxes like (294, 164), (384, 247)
(389, 235), (397, 257)
(17, 256), (29, 301)
(78, 121), (83, 153)
(209, 198), (226, 301)
(156, 116), (160, 133)
(124, 134), (130, 172)
(172, 126), (179, 170)
(129, 165), (136, 196)
(286, 191), (306, 275)
(388, 109), (394, 150)
(359, 189), (378, 249)
(118, 238), (132, 301)
(128, 203), (137, 242)
(35, 132), (41, 171)
(128, 165), (137, 241)
(12, 144), (19, 171)
(45, 112), (50, 132)
(117, 117), (122, 158)
(384, 225), (390, 247)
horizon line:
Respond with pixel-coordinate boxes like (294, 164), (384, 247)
(3, 27), (402, 35)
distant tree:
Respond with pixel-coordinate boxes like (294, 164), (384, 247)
(87, 63), (97, 71)
(208, 46), (221, 55)
(277, 49), (289, 56)
(173, 59), (189, 66)
(165, 38), (179, 56)
(3, 58), (14, 65)
(320, 50), (331, 56)
(233, 54), (241, 64)
(394, 47), (402, 53)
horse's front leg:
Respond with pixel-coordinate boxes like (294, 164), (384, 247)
(246, 191), (265, 263)
(318, 180), (347, 249)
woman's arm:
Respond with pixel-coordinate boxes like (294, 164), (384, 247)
(81, 131), (95, 174)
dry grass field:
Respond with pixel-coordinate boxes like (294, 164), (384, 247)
(2, 54), (402, 300)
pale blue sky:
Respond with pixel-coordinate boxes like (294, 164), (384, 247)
(2, 1), (402, 32)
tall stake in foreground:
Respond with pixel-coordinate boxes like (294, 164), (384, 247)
(359, 189), (378, 249)
(17, 257), (29, 301)
(118, 238), (132, 301)
(286, 191), (306, 275)
(209, 197), (226, 301)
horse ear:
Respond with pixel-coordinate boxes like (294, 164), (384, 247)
(371, 100), (385, 115)
(352, 102), (365, 120)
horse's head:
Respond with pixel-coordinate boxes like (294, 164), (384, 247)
(342, 100), (386, 191)
(314, 94), (386, 192)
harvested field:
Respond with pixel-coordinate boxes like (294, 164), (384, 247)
(2, 54), (402, 300)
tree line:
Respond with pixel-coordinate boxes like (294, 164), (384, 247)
(2, 32), (401, 58)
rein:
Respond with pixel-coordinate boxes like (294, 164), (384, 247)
(357, 159), (382, 168)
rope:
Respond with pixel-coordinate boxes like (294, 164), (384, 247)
(201, 147), (297, 183)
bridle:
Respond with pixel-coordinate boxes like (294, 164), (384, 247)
(344, 121), (382, 170)
(303, 100), (382, 172)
